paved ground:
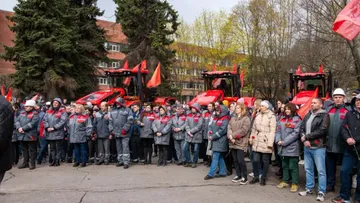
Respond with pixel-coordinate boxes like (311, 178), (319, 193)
(0, 161), (338, 203)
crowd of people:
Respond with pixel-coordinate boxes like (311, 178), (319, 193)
(2, 87), (360, 202)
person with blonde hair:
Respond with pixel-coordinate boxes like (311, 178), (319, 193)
(228, 103), (251, 184)
(68, 104), (93, 167)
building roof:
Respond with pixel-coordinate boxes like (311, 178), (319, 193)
(0, 10), (15, 74)
(96, 19), (127, 44)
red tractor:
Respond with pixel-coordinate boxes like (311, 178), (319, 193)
(188, 67), (255, 107)
(76, 65), (176, 106)
(288, 66), (334, 105)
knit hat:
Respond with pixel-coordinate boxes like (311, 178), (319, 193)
(260, 100), (270, 109)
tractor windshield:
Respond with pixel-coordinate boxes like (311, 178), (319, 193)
(203, 73), (238, 97)
(295, 77), (326, 97)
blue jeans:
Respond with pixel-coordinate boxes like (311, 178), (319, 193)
(340, 148), (360, 201)
(304, 147), (327, 193)
(208, 152), (226, 177)
(74, 143), (88, 164)
(249, 145), (262, 175)
(37, 137), (48, 162)
(183, 142), (199, 164)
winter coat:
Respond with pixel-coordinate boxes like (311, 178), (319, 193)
(140, 112), (155, 139)
(326, 103), (350, 153)
(44, 108), (68, 140)
(67, 113), (93, 143)
(275, 115), (302, 157)
(0, 96), (14, 172)
(202, 110), (213, 140)
(185, 108), (204, 144)
(249, 110), (276, 154)
(109, 107), (133, 138)
(15, 110), (40, 141)
(93, 111), (110, 139)
(152, 114), (172, 145)
(300, 109), (330, 149)
(208, 105), (229, 152)
(171, 113), (186, 140)
(228, 115), (251, 151)
(341, 110), (360, 152)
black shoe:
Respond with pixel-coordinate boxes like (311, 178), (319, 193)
(176, 162), (183, 166)
(116, 162), (124, 167)
(95, 161), (103, 165)
(55, 160), (60, 167)
(61, 159), (65, 162)
(80, 163), (86, 168)
(29, 164), (36, 170)
(18, 163), (29, 169)
(49, 161), (56, 167)
(203, 161), (208, 166)
(66, 159), (72, 163)
(204, 175), (214, 180)
(260, 178), (266, 186)
(124, 165), (129, 169)
(227, 171), (233, 176)
(73, 162), (80, 167)
(37, 160), (42, 165)
(326, 186), (335, 193)
(249, 177), (260, 184)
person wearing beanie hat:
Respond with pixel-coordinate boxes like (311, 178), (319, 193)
(152, 105), (172, 166)
(109, 97), (133, 169)
(184, 103), (204, 168)
(15, 100), (40, 170)
(172, 104), (187, 165)
(249, 100), (276, 186)
(325, 88), (351, 193)
(352, 89), (360, 98)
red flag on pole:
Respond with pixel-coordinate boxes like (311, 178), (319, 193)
(296, 65), (301, 74)
(5, 88), (12, 102)
(297, 87), (319, 119)
(212, 63), (217, 72)
(240, 69), (245, 88)
(1, 85), (4, 96)
(122, 60), (129, 69)
(319, 64), (324, 73)
(233, 64), (237, 73)
(333, 0), (360, 40)
(123, 77), (132, 86)
(141, 60), (147, 70)
(146, 63), (161, 88)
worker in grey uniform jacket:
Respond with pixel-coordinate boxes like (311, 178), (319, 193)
(184, 103), (204, 168)
(109, 97), (133, 169)
(93, 102), (111, 165)
(172, 105), (187, 165)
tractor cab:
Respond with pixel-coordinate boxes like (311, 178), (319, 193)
(289, 67), (333, 105)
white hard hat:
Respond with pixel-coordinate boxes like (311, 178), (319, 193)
(332, 88), (346, 97)
(25, 100), (36, 107)
(46, 101), (51, 106)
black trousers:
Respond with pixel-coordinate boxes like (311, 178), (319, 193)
(88, 140), (97, 161)
(21, 141), (37, 166)
(49, 140), (62, 162)
(167, 136), (176, 161)
(12, 141), (20, 165)
(110, 138), (117, 162)
(199, 140), (209, 162)
(142, 138), (153, 162)
(253, 152), (271, 180)
(130, 134), (144, 161)
(223, 151), (233, 174)
(66, 141), (74, 160)
(158, 145), (168, 164)
(231, 149), (247, 179)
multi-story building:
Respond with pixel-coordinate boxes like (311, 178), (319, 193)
(0, 10), (244, 102)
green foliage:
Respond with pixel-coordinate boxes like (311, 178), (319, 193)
(2, 0), (106, 99)
(114, 0), (180, 97)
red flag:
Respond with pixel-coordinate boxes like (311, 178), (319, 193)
(1, 85), (4, 96)
(296, 65), (301, 74)
(333, 0), (360, 40)
(146, 63), (161, 88)
(212, 78), (222, 88)
(141, 60), (147, 70)
(31, 94), (39, 101)
(240, 69), (245, 88)
(123, 77), (132, 86)
(122, 60), (129, 69)
(319, 64), (324, 73)
(212, 63), (217, 71)
(233, 64), (237, 73)
(297, 87), (319, 119)
(5, 88), (12, 102)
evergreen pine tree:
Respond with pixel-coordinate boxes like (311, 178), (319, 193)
(114, 0), (180, 97)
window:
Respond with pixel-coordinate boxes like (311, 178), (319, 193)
(111, 62), (119, 68)
(98, 77), (108, 85)
(183, 82), (189, 89)
(111, 44), (120, 52)
(98, 61), (107, 68)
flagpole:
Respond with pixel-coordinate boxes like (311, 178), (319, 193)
(138, 61), (143, 101)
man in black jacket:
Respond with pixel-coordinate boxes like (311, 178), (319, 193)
(0, 95), (14, 185)
(298, 98), (330, 202)
(333, 94), (360, 203)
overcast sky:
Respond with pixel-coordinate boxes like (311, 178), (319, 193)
(1, 0), (240, 23)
